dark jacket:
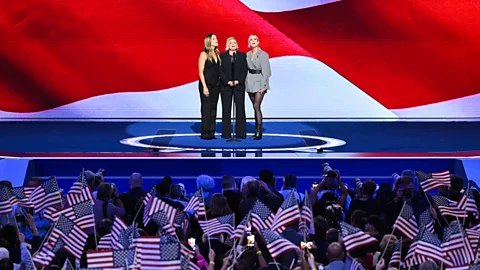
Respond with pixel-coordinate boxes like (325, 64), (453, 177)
(119, 187), (147, 218)
(220, 51), (248, 91)
(222, 190), (243, 226)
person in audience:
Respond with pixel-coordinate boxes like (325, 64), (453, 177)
(325, 242), (344, 270)
(240, 176), (255, 197)
(279, 174), (304, 204)
(119, 172), (147, 220)
(170, 184), (188, 207)
(156, 181), (185, 210)
(177, 183), (188, 202)
(197, 174), (215, 208)
(259, 169), (284, 201)
(97, 218), (113, 238)
(221, 175), (242, 225)
(350, 210), (368, 231)
(239, 180), (282, 220)
(346, 179), (378, 223)
(93, 183), (125, 228)
(448, 175), (464, 201)
(366, 215), (386, 241)
(0, 257), (13, 270)
(326, 228), (339, 243)
(313, 216), (330, 266)
(279, 222), (306, 268)
(198, 231), (231, 270)
(207, 193), (232, 219)
(419, 260), (439, 270)
(373, 234), (398, 266)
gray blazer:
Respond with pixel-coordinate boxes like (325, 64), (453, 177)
(246, 47), (271, 93)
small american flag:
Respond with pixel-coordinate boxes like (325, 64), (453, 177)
(416, 170), (450, 193)
(180, 243), (200, 270)
(406, 228), (452, 267)
(174, 211), (189, 235)
(114, 222), (139, 250)
(471, 262), (480, 270)
(98, 233), (112, 249)
(143, 183), (156, 206)
(393, 204), (419, 240)
(23, 250), (37, 270)
(11, 186), (35, 208)
(199, 214), (234, 236)
(299, 190), (313, 235)
(259, 229), (298, 259)
(442, 221), (475, 267)
(339, 222), (377, 252)
(29, 176), (63, 212)
(457, 187), (479, 218)
(231, 211), (252, 240)
(67, 170), (95, 206)
(33, 237), (66, 266)
(344, 255), (365, 270)
(418, 207), (435, 234)
(44, 200), (95, 230)
(133, 235), (181, 270)
(0, 185), (15, 215)
(184, 188), (206, 218)
(50, 214), (89, 259)
(143, 197), (177, 228)
(432, 195), (467, 218)
(271, 191), (301, 234)
(110, 216), (128, 248)
(87, 248), (135, 269)
(389, 238), (403, 268)
(250, 200), (275, 231)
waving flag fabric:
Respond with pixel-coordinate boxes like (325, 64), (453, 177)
(43, 201), (95, 229)
(11, 186), (35, 208)
(33, 238), (66, 266)
(198, 214), (234, 236)
(143, 197), (178, 235)
(442, 221), (475, 267)
(0, 186), (15, 215)
(250, 200), (276, 231)
(184, 189), (206, 218)
(271, 191), (301, 234)
(393, 204), (419, 240)
(416, 171), (450, 193)
(231, 211), (252, 240)
(49, 214), (89, 259)
(29, 177), (63, 212)
(2, 0), (480, 119)
(405, 229), (452, 267)
(87, 248), (135, 269)
(339, 222), (377, 252)
(457, 188), (479, 218)
(259, 229), (298, 259)
(389, 238), (403, 268)
(67, 170), (94, 206)
(299, 190), (313, 235)
(432, 195), (467, 218)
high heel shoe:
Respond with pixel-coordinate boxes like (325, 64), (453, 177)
(252, 123), (263, 140)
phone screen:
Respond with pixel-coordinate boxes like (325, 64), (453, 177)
(300, 241), (313, 249)
(247, 234), (255, 247)
(188, 238), (196, 250)
(312, 182), (319, 190)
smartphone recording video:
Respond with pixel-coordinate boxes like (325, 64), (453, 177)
(188, 238), (196, 250)
(247, 234), (255, 247)
(312, 181), (319, 190)
(300, 241), (313, 249)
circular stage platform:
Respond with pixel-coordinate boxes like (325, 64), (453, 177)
(120, 132), (347, 152)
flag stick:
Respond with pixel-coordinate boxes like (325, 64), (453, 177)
(380, 202), (406, 261)
(200, 187), (211, 251)
(463, 182), (471, 227)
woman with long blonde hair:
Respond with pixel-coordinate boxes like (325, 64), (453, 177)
(198, 34), (221, 140)
(245, 34), (271, 140)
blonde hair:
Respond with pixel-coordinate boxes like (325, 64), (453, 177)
(225, 37), (238, 51)
(204, 34), (221, 64)
(248, 34), (259, 48)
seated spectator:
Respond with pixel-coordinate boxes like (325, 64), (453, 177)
(170, 184), (187, 207)
(325, 242), (344, 270)
(279, 174), (304, 205)
(221, 175), (242, 225)
(93, 183), (126, 228)
(119, 172), (147, 220)
(196, 175), (215, 208)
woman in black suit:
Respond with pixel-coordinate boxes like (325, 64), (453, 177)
(219, 37), (248, 139)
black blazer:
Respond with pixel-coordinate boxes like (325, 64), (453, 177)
(220, 51), (248, 91)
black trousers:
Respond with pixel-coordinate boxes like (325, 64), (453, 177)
(221, 86), (246, 138)
(199, 83), (220, 137)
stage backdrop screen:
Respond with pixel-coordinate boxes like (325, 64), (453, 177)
(1, 0), (480, 120)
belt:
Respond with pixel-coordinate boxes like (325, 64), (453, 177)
(248, 69), (262, 74)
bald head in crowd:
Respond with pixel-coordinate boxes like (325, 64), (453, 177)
(327, 242), (344, 262)
(129, 173), (143, 189)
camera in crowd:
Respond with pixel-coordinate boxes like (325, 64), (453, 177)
(95, 168), (106, 187)
(324, 201), (343, 228)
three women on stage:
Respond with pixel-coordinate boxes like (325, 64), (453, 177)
(198, 34), (271, 140)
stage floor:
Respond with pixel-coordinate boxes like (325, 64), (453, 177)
(0, 121), (479, 158)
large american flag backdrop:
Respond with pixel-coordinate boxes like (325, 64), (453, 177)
(1, 0), (480, 119)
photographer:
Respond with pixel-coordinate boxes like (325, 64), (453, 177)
(312, 164), (348, 209)
(85, 169), (106, 198)
(346, 179), (379, 223)
(384, 176), (428, 228)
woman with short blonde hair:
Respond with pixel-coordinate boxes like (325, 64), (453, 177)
(198, 34), (221, 140)
(245, 34), (271, 140)
(219, 36), (248, 139)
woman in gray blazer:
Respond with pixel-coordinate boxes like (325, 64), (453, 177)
(246, 34), (271, 140)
